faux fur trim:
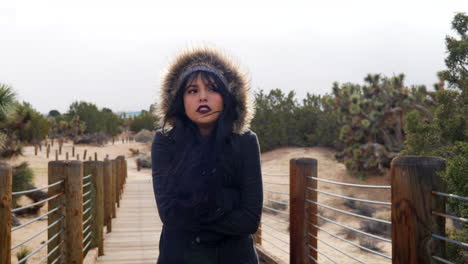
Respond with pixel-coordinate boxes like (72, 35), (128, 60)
(156, 47), (255, 134)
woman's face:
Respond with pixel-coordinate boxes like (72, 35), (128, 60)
(183, 74), (224, 132)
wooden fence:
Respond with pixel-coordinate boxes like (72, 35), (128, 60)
(254, 156), (466, 264)
(0, 156), (127, 264)
(1, 155), (466, 264)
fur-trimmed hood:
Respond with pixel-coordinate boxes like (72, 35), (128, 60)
(156, 48), (255, 134)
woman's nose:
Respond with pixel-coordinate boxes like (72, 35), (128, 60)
(198, 88), (208, 101)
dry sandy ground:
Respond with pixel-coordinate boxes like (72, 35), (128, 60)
(8, 141), (392, 264)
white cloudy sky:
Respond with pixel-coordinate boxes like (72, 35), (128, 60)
(1, 0), (466, 114)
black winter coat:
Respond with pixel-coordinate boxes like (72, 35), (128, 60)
(151, 128), (263, 264)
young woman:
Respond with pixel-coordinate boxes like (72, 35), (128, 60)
(151, 48), (263, 264)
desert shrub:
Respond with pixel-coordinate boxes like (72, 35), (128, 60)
(12, 162), (34, 207)
(135, 129), (154, 143)
(130, 109), (158, 133)
(344, 197), (376, 217)
(137, 153), (152, 168)
(16, 247), (31, 263)
(359, 210), (391, 238)
(358, 236), (383, 253)
(446, 229), (468, 264)
(129, 148), (140, 157)
(339, 227), (358, 240)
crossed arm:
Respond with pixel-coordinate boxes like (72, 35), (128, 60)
(151, 129), (263, 237)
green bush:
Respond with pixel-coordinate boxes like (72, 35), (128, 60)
(12, 162), (34, 207)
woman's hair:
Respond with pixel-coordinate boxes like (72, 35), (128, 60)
(162, 70), (242, 199)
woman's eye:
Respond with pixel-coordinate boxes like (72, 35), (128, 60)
(187, 89), (197, 94)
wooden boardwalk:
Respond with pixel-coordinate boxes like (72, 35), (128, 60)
(97, 173), (161, 264)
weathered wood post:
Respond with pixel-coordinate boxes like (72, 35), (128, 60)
(116, 156), (125, 204)
(0, 163), (12, 264)
(48, 161), (65, 264)
(290, 158), (317, 264)
(391, 156), (446, 264)
(55, 150), (58, 161)
(72, 146), (75, 157)
(66, 152), (69, 161)
(59, 143), (62, 155)
(83, 149), (87, 160)
(103, 160), (112, 233)
(94, 152), (98, 161)
(47, 144), (50, 158)
(111, 159), (117, 216)
(66, 161), (84, 263)
(77, 154), (80, 160)
(34, 145), (38, 155)
(84, 161), (105, 256)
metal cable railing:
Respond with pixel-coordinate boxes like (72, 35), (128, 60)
(258, 226), (289, 245)
(432, 211), (468, 223)
(36, 240), (64, 264)
(11, 216), (64, 250)
(432, 233), (468, 248)
(12, 206), (61, 232)
(432, 191), (468, 201)
(316, 214), (391, 243)
(312, 223), (392, 260)
(12, 192), (63, 213)
(307, 253), (319, 264)
(309, 232), (367, 264)
(264, 197), (289, 206)
(16, 228), (64, 264)
(82, 173), (94, 256)
(264, 189), (289, 196)
(306, 176), (392, 263)
(9, 179), (66, 264)
(432, 255), (456, 264)
(307, 176), (391, 189)
(261, 173), (290, 262)
(306, 199), (391, 224)
(50, 252), (63, 264)
(308, 187), (391, 206)
(260, 234), (290, 255)
(262, 213), (289, 225)
(264, 181), (289, 186)
(263, 173), (289, 177)
(430, 191), (468, 264)
(83, 174), (92, 181)
(307, 244), (338, 264)
(263, 204), (289, 215)
(12, 180), (64, 196)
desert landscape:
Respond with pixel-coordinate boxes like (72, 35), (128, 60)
(9, 139), (393, 264)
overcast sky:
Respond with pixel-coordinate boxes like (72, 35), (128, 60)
(1, 0), (466, 114)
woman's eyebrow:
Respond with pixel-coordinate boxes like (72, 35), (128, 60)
(185, 84), (198, 89)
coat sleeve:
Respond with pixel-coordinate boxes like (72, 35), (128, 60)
(151, 130), (200, 232)
(198, 131), (263, 236)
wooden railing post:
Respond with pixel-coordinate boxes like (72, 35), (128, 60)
(290, 158), (317, 264)
(116, 156), (125, 204)
(0, 162), (12, 264)
(103, 160), (112, 233)
(111, 159), (117, 218)
(391, 156), (446, 264)
(84, 161), (105, 256)
(48, 161), (65, 264)
(64, 161), (84, 263)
